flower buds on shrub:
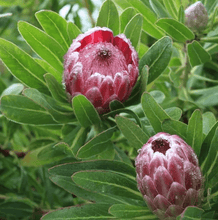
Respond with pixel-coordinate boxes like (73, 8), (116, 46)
(135, 132), (203, 220)
(185, 1), (208, 32)
(63, 27), (139, 113)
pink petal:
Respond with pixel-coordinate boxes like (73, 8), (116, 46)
(85, 87), (103, 108)
(167, 182), (186, 206)
(168, 155), (185, 186)
(99, 76), (114, 102)
(165, 205), (183, 218)
(182, 188), (197, 208)
(180, 142), (198, 166)
(113, 35), (132, 64)
(67, 72), (83, 95)
(153, 209), (170, 220)
(184, 161), (202, 190)
(144, 195), (157, 211)
(117, 75), (130, 101)
(149, 152), (167, 179)
(141, 175), (158, 199)
(154, 166), (174, 197)
(153, 194), (171, 211)
(84, 73), (104, 93)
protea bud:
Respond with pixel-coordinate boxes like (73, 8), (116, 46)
(135, 132), (203, 220)
(63, 27), (139, 114)
(185, 1), (208, 32)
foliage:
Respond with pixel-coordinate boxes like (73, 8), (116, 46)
(1, 0), (218, 219)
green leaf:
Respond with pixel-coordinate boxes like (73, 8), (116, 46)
(202, 127), (218, 175)
(205, 0), (218, 14)
(113, 0), (164, 39)
(116, 116), (149, 150)
(44, 73), (68, 103)
(165, 107), (182, 121)
(149, 0), (171, 18)
(0, 38), (49, 94)
(187, 41), (211, 67)
(156, 18), (195, 42)
(163, 0), (178, 19)
(199, 122), (218, 165)
(178, 5), (185, 23)
(72, 95), (101, 128)
(36, 10), (70, 51)
(18, 21), (65, 73)
(67, 22), (81, 42)
(76, 127), (116, 159)
(0, 78), (6, 95)
(180, 206), (204, 219)
(120, 7), (136, 33)
(141, 92), (170, 132)
(162, 119), (187, 141)
(139, 37), (173, 84)
(97, 0), (119, 35)
(186, 110), (203, 157)
(72, 171), (142, 202)
(109, 204), (157, 219)
(202, 112), (216, 136)
(23, 88), (75, 123)
(150, 90), (165, 104)
(124, 14), (143, 50)
(37, 142), (74, 160)
(41, 203), (113, 220)
(0, 95), (56, 125)
(114, 145), (133, 166)
(1, 83), (24, 97)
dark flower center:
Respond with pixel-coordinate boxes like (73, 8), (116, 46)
(98, 49), (111, 59)
(151, 138), (170, 155)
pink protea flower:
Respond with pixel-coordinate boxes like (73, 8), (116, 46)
(185, 1), (208, 32)
(63, 27), (139, 113)
(135, 132), (203, 220)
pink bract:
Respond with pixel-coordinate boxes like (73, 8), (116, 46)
(135, 132), (203, 220)
(63, 27), (139, 113)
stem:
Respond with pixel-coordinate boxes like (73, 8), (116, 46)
(83, 0), (95, 27)
(182, 44), (191, 88)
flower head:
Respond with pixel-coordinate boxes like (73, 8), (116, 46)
(135, 132), (203, 220)
(185, 1), (208, 32)
(63, 27), (139, 113)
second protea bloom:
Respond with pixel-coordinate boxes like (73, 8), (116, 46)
(135, 132), (203, 220)
(185, 1), (208, 32)
(63, 27), (138, 113)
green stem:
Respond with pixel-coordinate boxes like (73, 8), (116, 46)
(182, 44), (191, 88)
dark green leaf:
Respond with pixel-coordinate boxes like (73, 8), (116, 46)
(1, 83), (24, 97)
(165, 107), (182, 121)
(41, 203), (113, 220)
(186, 110), (203, 157)
(178, 5), (185, 23)
(97, 0), (119, 35)
(202, 112), (216, 135)
(18, 21), (65, 73)
(162, 119), (187, 141)
(156, 18), (195, 42)
(163, 0), (178, 19)
(150, 90), (165, 103)
(114, 145), (133, 166)
(23, 88), (75, 123)
(72, 95), (101, 127)
(0, 95), (56, 125)
(124, 13), (143, 50)
(120, 7), (136, 33)
(139, 37), (173, 84)
(67, 22), (81, 42)
(77, 127), (116, 158)
(180, 206), (204, 219)
(149, 0), (171, 18)
(141, 92), (170, 132)
(44, 73), (68, 103)
(187, 41), (211, 67)
(113, 0), (164, 39)
(0, 38), (49, 94)
(116, 116), (149, 150)
(72, 170), (142, 201)
(36, 10), (70, 51)
(109, 204), (157, 219)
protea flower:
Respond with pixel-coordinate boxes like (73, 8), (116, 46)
(135, 132), (203, 220)
(185, 1), (208, 32)
(63, 27), (139, 113)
